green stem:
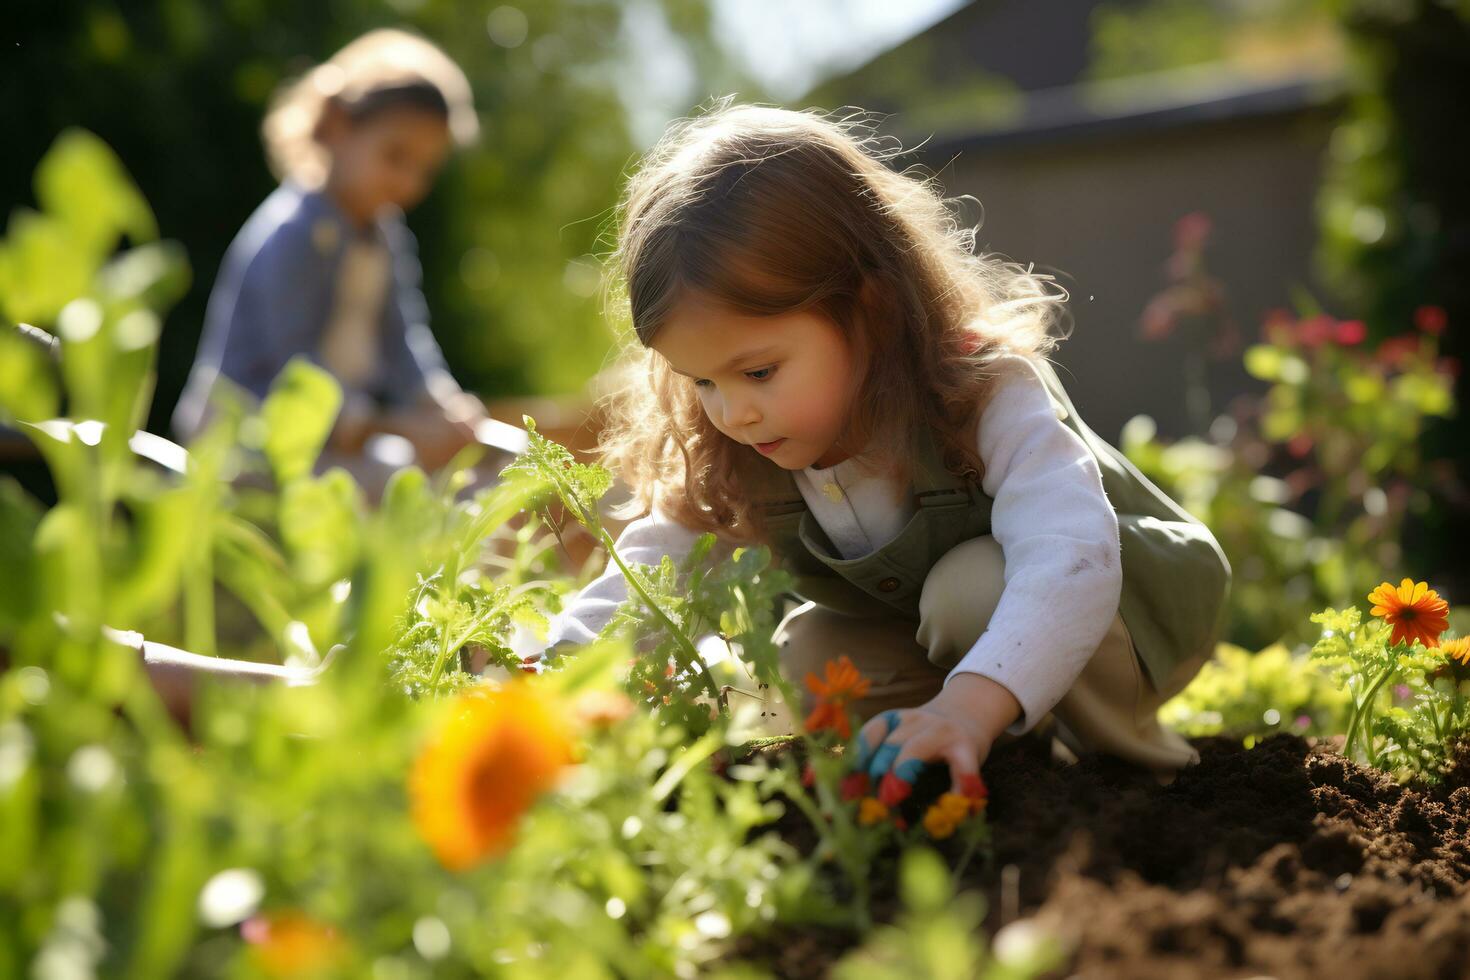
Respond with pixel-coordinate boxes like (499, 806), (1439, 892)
(1345, 665), (1394, 763)
(597, 527), (721, 706)
(535, 462), (723, 708)
(426, 559), (463, 695)
(800, 762), (871, 932)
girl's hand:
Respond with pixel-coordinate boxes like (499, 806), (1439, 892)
(851, 673), (1022, 792)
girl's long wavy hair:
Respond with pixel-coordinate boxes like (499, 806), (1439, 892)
(599, 101), (1069, 541)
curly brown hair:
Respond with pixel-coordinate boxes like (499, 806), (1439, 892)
(598, 101), (1069, 541)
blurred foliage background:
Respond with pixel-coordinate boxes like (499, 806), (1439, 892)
(1, 0), (750, 430)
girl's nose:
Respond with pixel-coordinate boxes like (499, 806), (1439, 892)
(721, 392), (761, 430)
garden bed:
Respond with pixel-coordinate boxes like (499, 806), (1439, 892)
(743, 733), (1470, 979)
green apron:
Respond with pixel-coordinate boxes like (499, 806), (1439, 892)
(748, 358), (1231, 691)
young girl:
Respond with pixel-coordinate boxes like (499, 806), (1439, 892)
(546, 102), (1231, 786)
(173, 29), (489, 476)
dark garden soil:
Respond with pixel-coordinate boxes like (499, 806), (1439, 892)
(738, 733), (1470, 979)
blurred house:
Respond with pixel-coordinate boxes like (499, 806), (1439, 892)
(807, 0), (1348, 446)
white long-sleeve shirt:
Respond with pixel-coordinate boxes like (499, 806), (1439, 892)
(547, 354), (1123, 735)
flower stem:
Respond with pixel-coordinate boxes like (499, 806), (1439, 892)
(1345, 664), (1394, 763)
(597, 527), (722, 706)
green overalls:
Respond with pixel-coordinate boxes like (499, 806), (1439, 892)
(748, 357), (1231, 695)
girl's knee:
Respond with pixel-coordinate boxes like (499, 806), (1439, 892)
(917, 536), (1006, 665)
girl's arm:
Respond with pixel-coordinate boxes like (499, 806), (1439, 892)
(538, 509), (711, 651)
(944, 354), (1124, 735)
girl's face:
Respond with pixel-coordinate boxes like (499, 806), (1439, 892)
(652, 294), (863, 470)
(320, 105), (451, 226)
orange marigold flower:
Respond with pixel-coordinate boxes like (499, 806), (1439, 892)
(241, 912), (347, 977)
(924, 793), (978, 839)
(803, 656), (871, 739)
(410, 682), (576, 871)
(1441, 637), (1470, 667)
(1368, 579), (1451, 649)
(857, 797), (889, 826)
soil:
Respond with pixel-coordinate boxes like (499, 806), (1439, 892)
(737, 733), (1470, 979)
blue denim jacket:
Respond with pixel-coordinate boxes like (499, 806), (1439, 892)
(173, 183), (451, 437)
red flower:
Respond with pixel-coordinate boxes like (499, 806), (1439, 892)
(801, 764), (816, 789)
(1415, 305), (1448, 336)
(1333, 320), (1367, 346)
(1295, 314), (1334, 349)
(839, 771), (870, 801)
(1286, 433), (1314, 459)
(877, 772), (913, 807)
(1377, 335), (1421, 369)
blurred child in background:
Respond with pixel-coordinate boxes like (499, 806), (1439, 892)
(174, 28), (493, 480)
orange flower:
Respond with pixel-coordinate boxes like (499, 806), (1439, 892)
(922, 793), (975, 839)
(1441, 637), (1470, 667)
(241, 912), (347, 977)
(803, 656), (871, 739)
(1368, 579), (1451, 648)
(410, 682), (576, 871)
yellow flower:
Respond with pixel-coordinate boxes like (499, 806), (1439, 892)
(241, 912), (347, 977)
(857, 797), (889, 826)
(410, 682), (576, 871)
(1368, 579), (1451, 648)
(934, 792), (973, 821)
(1441, 637), (1470, 667)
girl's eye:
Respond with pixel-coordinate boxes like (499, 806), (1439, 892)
(693, 379), (713, 388)
(745, 367), (774, 381)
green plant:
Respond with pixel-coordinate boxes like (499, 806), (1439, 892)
(830, 848), (1065, 980)
(1309, 596), (1468, 782)
(1159, 642), (1352, 744)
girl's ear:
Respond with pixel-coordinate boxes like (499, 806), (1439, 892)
(313, 96), (350, 148)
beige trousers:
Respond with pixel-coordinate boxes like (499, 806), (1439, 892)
(772, 536), (1205, 777)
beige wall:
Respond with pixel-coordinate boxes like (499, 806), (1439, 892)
(933, 104), (1339, 445)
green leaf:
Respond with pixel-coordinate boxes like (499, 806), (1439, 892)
(1243, 344), (1282, 381)
(279, 469), (364, 589)
(260, 358), (341, 485)
(0, 479), (42, 635)
(898, 847), (951, 916)
(0, 330), (59, 423)
(35, 129), (157, 253)
(98, 241), (191, 311)
(0, 210), (95, 324)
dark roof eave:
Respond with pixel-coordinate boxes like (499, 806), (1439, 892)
(904, 72), (1349, 157)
